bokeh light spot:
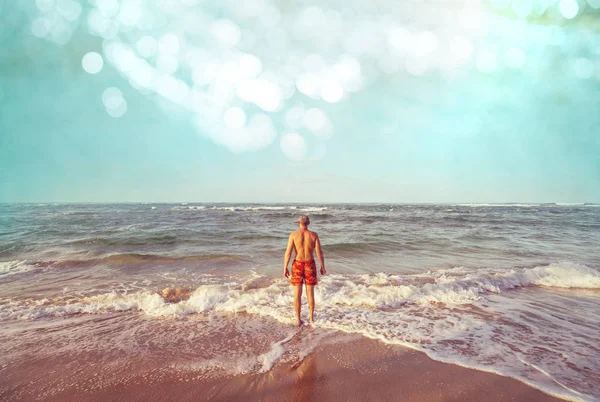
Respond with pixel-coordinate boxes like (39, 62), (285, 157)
(96, 0), (120, 18)
(303, 108), (332, 137)
(51, 23), (72, 45)
(573, 58), (593, 79)
(118, 0), (142, 26)
(415, 31), (438, 55)
(285, 106), (305, 129)
(449, 36), (474, 65)
(158, 33), (180, 55)
(36, 0), (54, 12)
(106, 100), (128, 118)
(238, 53), (262, 78)
(31, 18), (52, 38)
(102, 87), (127, 118)
(388, 27), (410, 53)
(512, 0), (532, 18)
(476, 51), (497, 73)
(102, 87), (124, 108)
(156, 54), (179, 74)
(296, 73), (321, 98)
(136, 36), (157, 58)
(303, 54), (326, 73)
(236, 78), (282, 111)
(57, 0), (82, 22)
(280, 133), (307, 161)
(321, 80), (344, 103)
(211, 20), (241, 47)
(82, 52), (104, 74)
(559, 0), (579, 19)
(224, 107), (246, 129)
(505, 47), (526, 69)
(260, 4), (281, 28)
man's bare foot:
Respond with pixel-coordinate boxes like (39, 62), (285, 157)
(309, 318), (315, 326)
(297, 319), (304, 326)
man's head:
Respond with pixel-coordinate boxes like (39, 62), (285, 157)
(297, 215), (310, 228)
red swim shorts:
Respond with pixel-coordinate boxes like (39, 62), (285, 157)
(291, 259), (318, 286)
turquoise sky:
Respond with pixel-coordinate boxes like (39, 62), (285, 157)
(1, 1), (599, 203)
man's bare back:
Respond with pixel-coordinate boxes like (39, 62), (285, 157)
(283, 215), (326, 326)
(289, 229), (318, 261)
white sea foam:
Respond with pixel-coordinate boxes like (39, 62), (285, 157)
(298, 207), (328, 212)
(0, 261), (32, 276)
(258, 333), (295, 372)
(211, 206), (239, 211)
(242, 206), (287, 211)
(172, 328), (333, 378)
(171, 205), (207, 210)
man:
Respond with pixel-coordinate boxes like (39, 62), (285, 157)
(283, 215), (326, 326)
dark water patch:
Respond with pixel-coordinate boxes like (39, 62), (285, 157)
(229, 233), (285, 241)
(326, 240), (402, 254)
(23, 253), (247, 269)
(64, 234), (185, 247)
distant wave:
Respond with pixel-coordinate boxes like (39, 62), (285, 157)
(171, 205), (207, 210)
(456, 203), (598, 208)
(456, 203), (541, 207)
(297, 207), (328, 212)
(170, 205), (328, 212)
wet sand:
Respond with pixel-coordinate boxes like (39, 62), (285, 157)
(29, 335), (561, 402)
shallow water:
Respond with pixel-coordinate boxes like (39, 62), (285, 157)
(1, 203), (599, 401)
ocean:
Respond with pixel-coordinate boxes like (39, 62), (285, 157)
(1, 203), (599, 401)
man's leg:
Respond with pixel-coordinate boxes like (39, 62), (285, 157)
(306, 285), (315, 324)
(294, 284), (303, 326)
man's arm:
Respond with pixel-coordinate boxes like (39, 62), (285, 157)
(283, 233), (295, 278)
(315, 234), (326, 275)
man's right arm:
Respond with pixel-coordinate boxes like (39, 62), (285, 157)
(315, 234), (326, 275)
(283, 233), (294, 278)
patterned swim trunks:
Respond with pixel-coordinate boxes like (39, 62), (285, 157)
(291, 259), (318, 286)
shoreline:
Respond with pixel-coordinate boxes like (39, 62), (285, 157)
(32, 335), (563, 402)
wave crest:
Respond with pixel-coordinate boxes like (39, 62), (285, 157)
(2, 262), (597, 321)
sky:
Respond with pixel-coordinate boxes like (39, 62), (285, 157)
(1, 0), (599, 203)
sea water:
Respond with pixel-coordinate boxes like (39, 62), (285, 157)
(0, 203), (599, 400)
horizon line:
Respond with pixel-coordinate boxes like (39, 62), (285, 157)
(1, 201), (598, 205)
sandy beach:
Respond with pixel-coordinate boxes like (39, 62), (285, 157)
(5, 334), (560, 402)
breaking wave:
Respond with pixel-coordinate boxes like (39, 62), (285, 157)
(2, 262), (597, 320)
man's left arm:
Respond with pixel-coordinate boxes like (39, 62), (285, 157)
(283, 234), (294, 278)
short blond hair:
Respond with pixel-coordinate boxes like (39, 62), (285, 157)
(298, 215), (310, 226)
